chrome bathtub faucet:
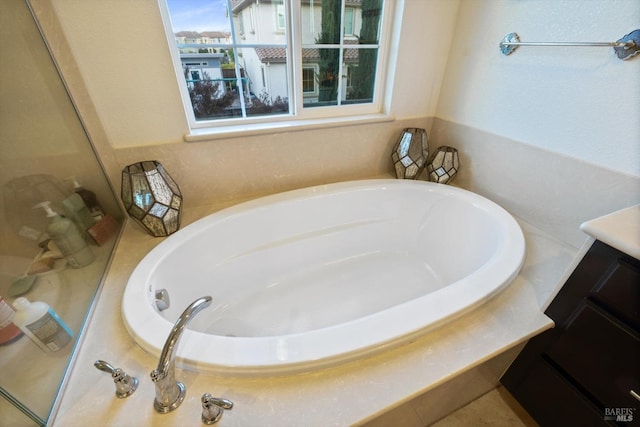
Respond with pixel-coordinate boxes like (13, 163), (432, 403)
(150, 296), (213, 413)
(201, 393), (233, 424)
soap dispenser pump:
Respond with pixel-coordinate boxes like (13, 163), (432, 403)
(34, 201), (94, 268)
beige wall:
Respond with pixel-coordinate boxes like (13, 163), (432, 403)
(38, 0), (459, 148)
(31, 0), (639, 213)
(31, 0), (460, 208)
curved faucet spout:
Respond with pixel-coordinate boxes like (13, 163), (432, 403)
(151, 296), (212, 413)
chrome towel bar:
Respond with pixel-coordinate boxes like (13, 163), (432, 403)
(499, 29), (640, 60)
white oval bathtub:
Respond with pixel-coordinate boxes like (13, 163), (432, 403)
(122, 179), (525, 376)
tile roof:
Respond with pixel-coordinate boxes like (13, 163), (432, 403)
(255, 41), (361, 64)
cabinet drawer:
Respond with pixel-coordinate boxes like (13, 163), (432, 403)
(547, 303), (640, 409)
(508, 356), (608, 426)
(591, 258), (640, 329)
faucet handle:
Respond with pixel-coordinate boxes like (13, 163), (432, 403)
(94, 360), (139, 398)
(201, 393), (233, 424)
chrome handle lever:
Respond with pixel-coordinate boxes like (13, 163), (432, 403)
(94, 360), (139, 398)
(201, 393), (233, 424)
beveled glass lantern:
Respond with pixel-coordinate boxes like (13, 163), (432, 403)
(121, 161), (182, 237)
(391, 128), (429, 179)
(427, 146), (460, 184)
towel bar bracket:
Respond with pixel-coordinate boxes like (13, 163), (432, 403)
(499, 29), (640, 61)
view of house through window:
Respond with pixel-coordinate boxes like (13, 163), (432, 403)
(164, 0), (386, 125)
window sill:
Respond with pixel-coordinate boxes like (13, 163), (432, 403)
(184, 113), (396, 142)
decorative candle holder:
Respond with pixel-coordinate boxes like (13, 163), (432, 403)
(391, 128), (429, 179)
(121, 161), (182, 237)
(427, 146), (459, 184)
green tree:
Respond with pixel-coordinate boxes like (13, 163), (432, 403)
(350, 0), (382, 101)
(317, 0), (341, 102)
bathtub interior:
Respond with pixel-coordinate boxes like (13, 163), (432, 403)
(144, 183), (505, 338)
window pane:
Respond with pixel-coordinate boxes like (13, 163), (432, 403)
(184, 66), (235, 120)
(232, 0), (287, 45)
(302, 0), (341, 45)
(357, 0), (383, 45)
(167, 0), (231, 46)
(241, 47), (290, 118)
(302, 1), (383, 109)
(304, 48), (340, 107)
(181, 48), (290, 120)
(344, 7), (355, 36)
(345, 48), (377, 104)
(167, 0), (290, 121)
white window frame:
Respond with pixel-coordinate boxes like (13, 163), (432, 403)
(158, 0), (396, 140)
(344, 7), (355, 36)
(302, 65), (319, 96)
(275, 2), (286, 32)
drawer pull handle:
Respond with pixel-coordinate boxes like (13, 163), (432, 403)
(631, 390), (640, 402)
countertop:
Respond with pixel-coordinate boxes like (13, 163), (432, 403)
(48, 198), (578, 427)
(580, 204), (640, 260)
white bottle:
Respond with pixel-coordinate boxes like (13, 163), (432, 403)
(12, 297), (74, 353)
(34, 201), (94, 268)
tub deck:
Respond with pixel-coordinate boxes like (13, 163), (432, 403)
(50, 194), (577, 427)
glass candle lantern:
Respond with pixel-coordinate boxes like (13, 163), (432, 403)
(427, 146), (460, 184)
(121, 161), (182, 237)
(391, 128), (429, 179)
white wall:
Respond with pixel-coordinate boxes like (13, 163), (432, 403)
(437, 0), (640, 177)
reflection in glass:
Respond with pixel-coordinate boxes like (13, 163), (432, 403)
(0, 0), (123, 423)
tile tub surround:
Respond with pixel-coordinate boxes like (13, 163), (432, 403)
(429, 119), (640, 250)
(49, 193), (577, 426)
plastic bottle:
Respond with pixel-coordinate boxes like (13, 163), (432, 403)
(11, 297), (74, 352)
(34, 201), (94, 268)
(66, 176), (104, 221)
(62, 192), (95, 235)
(0, 296), (24, 345)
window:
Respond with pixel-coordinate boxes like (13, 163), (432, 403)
(302, 66), (317, 94)
(276, 2), (286, 31)
(344, 7), (355, 36)
(160, 0), (392, 133)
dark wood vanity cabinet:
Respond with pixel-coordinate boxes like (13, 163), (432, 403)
(501, 240), (640, 426)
